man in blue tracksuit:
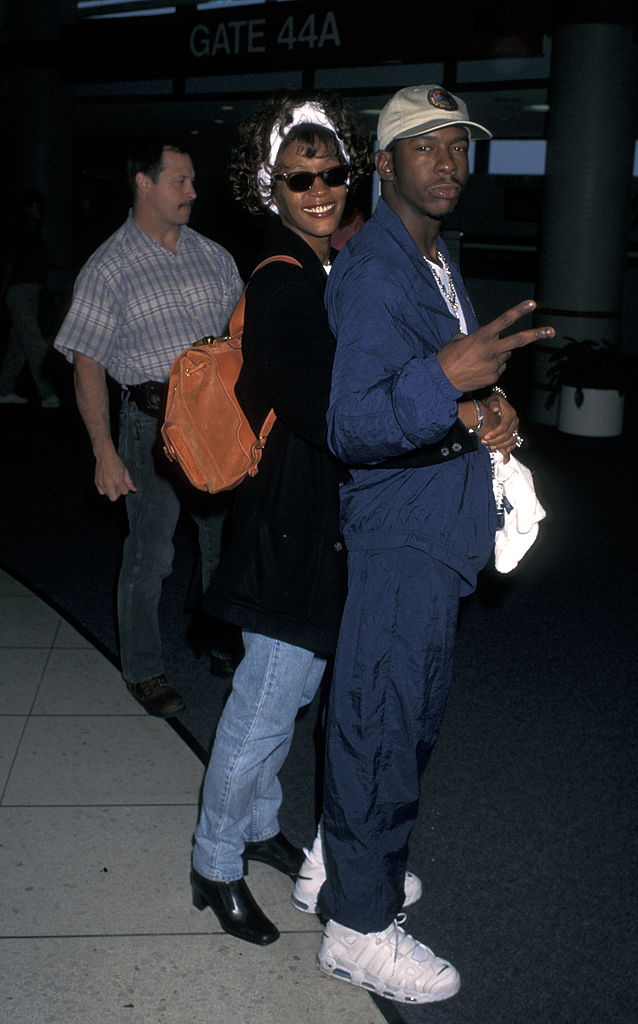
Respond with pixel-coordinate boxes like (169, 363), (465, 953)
(314, 85), (555, 1004)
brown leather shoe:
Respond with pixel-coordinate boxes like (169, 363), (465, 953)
(126, 674), (185, 717)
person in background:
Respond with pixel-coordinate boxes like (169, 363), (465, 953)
(190, 93), (371, 946)
(0, 190), (60, 407)
(330, 206), (366, 250)
(54, 139), (243, 717)
(312, 84), (555, 1004)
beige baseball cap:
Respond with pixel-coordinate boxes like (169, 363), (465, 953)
(377, 84), (492, 149)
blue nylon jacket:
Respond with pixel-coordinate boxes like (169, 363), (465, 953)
(326, 199), (496, 590)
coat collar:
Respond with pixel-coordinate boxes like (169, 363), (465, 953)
(372, 199), (478, 332)
(260, 215), (335, 275)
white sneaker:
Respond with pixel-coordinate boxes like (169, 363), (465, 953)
(317, 916), (460, 1004)
(291, 833), (422, 914)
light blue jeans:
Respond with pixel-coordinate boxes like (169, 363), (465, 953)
(193, 631), (326, 881)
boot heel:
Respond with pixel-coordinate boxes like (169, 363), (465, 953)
(192, 884), (207, 911)
(190, 870), (279, 945)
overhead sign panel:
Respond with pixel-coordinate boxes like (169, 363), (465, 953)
(64, 3), (543, 81)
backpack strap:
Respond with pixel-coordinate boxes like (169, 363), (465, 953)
(253, 254), (303, 274)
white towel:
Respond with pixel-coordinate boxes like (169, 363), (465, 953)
(491, 452), (546, 573)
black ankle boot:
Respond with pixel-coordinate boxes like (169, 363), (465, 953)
(191, 869), (279, 945)
(242, 832), (304, 878)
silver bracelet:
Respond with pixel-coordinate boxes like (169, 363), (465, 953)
(491, 386), (508, 400)
(468, 399), (483, 434)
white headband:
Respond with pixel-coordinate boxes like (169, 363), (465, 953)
(256, 101), (348, 214)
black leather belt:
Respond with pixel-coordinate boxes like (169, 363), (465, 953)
(124, 380), (167, 417)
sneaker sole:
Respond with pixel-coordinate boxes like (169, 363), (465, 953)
(316, 954), (460, 1004)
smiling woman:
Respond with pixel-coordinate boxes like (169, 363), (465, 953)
(271, 132), (348, 264)
(188, 92), (372, 946)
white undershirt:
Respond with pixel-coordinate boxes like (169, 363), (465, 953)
(424, 256), (468, 335)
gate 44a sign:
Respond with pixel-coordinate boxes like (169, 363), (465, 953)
(188, 7), (341, 69)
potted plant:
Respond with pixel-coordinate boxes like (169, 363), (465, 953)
(545, 337), (636, 437)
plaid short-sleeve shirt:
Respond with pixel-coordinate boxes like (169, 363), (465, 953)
(54, 212), (243, 384)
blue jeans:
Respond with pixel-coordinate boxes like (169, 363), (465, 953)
(117, 396), (226, 684)
(193, 631), (326, 881)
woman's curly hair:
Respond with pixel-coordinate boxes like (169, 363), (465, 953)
(228, 91), (373, 215)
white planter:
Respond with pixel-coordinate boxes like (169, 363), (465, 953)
(557, 385), (624, 437)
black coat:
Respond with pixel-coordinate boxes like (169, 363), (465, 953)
(203, 219), (348, 654)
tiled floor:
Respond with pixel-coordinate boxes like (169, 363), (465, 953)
(0, 569), (386, 1024)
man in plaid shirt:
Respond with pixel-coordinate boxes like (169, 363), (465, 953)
(55, 139), (242, 716)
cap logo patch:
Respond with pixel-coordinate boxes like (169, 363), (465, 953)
(427, 88), (459, 112)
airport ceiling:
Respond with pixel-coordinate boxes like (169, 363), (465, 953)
(70, 85), (553, 146)
(57, 3), (551, 143)
(3, 1), (637, 143)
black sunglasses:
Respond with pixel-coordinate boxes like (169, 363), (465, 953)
(273, 165), (350, 193)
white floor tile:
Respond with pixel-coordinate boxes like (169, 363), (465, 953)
(0, 579), (381, 1024)
(0, 595), (61, 647)
(0, 717), (27, 794)
(33, 648), (131, 715)
(0, 650), (48, 713)
(0, 933), (386, 1024)
(1, 717), (203, 806)
(0, 804), (198, 936)
(0, 805), (322, 939)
